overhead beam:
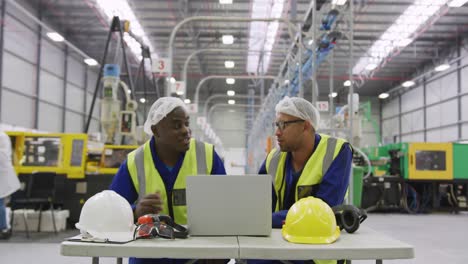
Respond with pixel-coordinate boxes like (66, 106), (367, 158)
(177, 0), (206, 75)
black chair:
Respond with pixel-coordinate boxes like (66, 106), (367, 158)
(10, 172), (58, 238)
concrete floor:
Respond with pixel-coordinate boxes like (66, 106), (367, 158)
(0, 212), (467, 264)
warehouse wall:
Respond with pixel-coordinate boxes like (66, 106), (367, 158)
(382, 43), (468, 143)
(210, 108), (248, 149)
(189, 101), (249, 150)
(0, 1), (100, 133)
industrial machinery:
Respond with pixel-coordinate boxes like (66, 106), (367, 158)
(320, 9), (339, 31)
(7, 132), (87, 179)
(86, 144), (137, 175)
(363, 142), (465, 180)
(100, 64), (139, 145)
(331, 95), (381, 149)
(361, 142), (468, 213)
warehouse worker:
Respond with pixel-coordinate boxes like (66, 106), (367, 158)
(261, 96), (353, 227)
(0, 130), (20, 239)
(110, 97), (226, 264)
(253, 97), (352, 264)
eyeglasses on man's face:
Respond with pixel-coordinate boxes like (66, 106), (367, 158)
(274, 119), (305, 131)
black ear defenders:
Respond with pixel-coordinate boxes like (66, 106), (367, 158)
(332, 205), (367, 234)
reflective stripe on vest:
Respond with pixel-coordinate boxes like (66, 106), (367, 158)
(266, 134), (347, 211)
(133, 140), (210, 194)
(135, 146), (146, 198)
(195, 140), (207, 175)
(267, 150), (282, 184)
(322, 137), (337, 175)
(127, 138), (213, 224)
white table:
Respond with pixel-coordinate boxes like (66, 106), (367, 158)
(61, 236), (239, 264)
(61, 227), (414, 264)
(238, 228), (414, 264)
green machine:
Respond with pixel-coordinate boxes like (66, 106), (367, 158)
(352, 166), (364, 207)
(453, 143), (468, 180)
(365, 142), (468, 180)
(362, 143), (408, 178)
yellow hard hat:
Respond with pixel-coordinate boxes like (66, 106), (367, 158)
(282, 196), (340, 244)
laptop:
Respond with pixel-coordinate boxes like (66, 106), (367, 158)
(186, 175), (272, 236)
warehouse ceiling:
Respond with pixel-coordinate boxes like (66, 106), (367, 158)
(22, 0), (468, 107)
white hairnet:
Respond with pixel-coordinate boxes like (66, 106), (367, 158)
(275, 96), (320, 129)
(143, 97), (188, 135)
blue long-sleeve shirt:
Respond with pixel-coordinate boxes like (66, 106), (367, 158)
(259, 133), (352, 228)
(109, 137), (226, 264)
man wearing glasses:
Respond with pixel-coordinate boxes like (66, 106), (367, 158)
(259, 96), (353, 229)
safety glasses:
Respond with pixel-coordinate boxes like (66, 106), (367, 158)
(133, 214), (188, 240)
(134, 222), (175, 240)
(274, 119), (304, 131)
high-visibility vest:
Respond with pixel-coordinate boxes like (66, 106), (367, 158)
(127, 138), (213, 224)
(266, 134), (348, 212)
(266, 134), (348, 264)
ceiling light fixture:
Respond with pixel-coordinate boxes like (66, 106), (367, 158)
(365, 64), (377, 71)
(219, 0), (233, 4)
(434, 63), (450, 72)
(139, 98), (146, 103)
(402, 80), (415, 87)
(184, 99), (191, 104)
(329, 92), (338, 98)
(95, 0), (156, 61)
(353, 0), (449, 75)
(378, 93), (389, 99)
(226, 78), (235, 84)
(448, 0), (468, 7)
(343, 80), (351, 87)
(227, 90), (235, 96)
(222, 35), (234, 45)
(46, 32), (64, 42)
(228, 99), (235, 105)
(247, 0), (285, 73)
(84, 58), (98, 66)
(225, 61), (235, 68)
(396, 38), (413, 47)
(332, 0), (347, 5)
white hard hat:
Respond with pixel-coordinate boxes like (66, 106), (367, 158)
(275, 96), (320, 130)
(75, 190), (135, 242)
(143, 97), (188, 136)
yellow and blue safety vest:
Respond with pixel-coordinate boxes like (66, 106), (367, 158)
(266, 134), (348, 264)
(266, 134), (348, 212)
(126, 138), (213, 224)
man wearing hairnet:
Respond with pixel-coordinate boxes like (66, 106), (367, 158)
(260, 96), (352, 229)
(110, 97), (226, 264)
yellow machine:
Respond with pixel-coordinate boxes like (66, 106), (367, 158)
(408, 142), (453, 180)
(7, 132), (88, 179)
(86, 144), (138, 175)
